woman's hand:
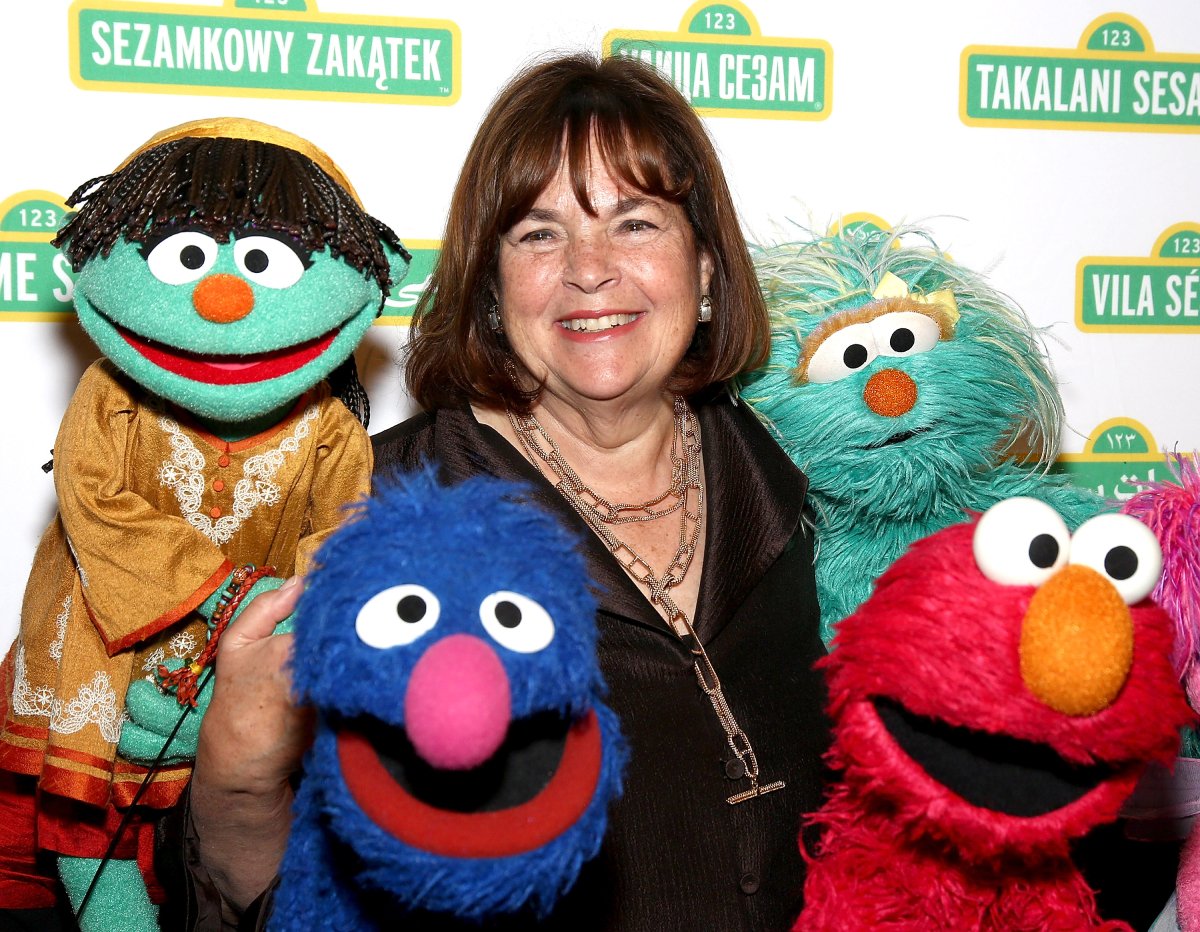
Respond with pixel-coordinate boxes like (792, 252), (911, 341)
(190, 575), (313, 912)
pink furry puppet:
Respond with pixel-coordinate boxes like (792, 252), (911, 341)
(796, 497), (1194, 931)
(1121, 453), (1200, 931)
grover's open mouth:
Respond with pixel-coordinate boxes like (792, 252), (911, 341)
(874, 698), (1117, 817)
(337, 709), (603, 857)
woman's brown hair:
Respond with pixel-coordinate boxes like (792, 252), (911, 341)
(404, 51), (769, 412)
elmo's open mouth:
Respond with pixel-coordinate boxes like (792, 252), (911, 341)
(336, 709), (603, 857)
(874, 698), (1117, 816)
(117, 323), (337, 385)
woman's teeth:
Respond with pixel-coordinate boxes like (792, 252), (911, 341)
(560, 313), (637, 333)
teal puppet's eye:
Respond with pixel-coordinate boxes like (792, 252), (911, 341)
(145, 231), (218, 285)
(804, 321), (878, 384)
(869, 311), (942, 359)
(479, 591), (555, 654)
(234, 236), (307, 289)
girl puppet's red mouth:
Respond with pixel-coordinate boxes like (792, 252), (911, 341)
(120, 326), (337, 385)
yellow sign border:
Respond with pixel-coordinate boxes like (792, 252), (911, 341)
(602, 0), (832, 122)
(959, 14), (1200, 135)
(375, 237), (439, 327)
(68, 0), (462, 106)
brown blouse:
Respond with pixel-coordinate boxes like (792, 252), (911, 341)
(0, 359), (372, 810)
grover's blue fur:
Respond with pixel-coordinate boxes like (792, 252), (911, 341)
(739, 225), (1103, 642)
(269, 468), (625, 928)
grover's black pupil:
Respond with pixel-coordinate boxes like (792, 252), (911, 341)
(396, 595), (426, 623)
(180, 245), (205, 270)
(245, 249), (269, 274)
(843, 344), (869, 369)
(1105, 545), (1138, 581)
(890, 328), (915, 352)
(495, 601), (522, 629)
(1028, 534), (1060, 569)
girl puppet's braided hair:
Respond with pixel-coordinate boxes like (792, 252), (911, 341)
(54, 119), (409, 426)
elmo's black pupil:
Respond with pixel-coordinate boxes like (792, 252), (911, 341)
(1105, 545), (1138, 581)
(180, 245), (205, 270)
(495, 601), (522, 628)
(245, 249), (269, 274)
(396, 595), (426, 623)
(844, 344), (869, 369)
(1028, 534), (1059, 568)
(890, 328), (915, 352)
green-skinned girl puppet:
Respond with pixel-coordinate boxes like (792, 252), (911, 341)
(0, 118), (409, 930)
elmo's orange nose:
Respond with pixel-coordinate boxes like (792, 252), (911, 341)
(193, 274), (254, 323)
(863, 368), (917, 417)
(1020, 564), (1134, 716)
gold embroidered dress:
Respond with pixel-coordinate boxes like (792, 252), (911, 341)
(0, 359), (372, 809)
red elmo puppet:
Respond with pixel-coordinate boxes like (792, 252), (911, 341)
(797, 497), (1194, 931)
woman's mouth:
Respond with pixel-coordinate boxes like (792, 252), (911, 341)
(119, 325), (337, 385)
(558, 312), (641, 334)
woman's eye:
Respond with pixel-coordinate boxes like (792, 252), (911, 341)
(973, 497), (1071, 587)
(1069, 513), (1162, 605)
(145, 232), (218, 285)
(479, 590), (555, 654)
(870, 311), (942, 358)
(621, 219), (656, 233)
(233, 236), (307, 289)
(803, 322), (878, 384)
(356, 584), (440, 649)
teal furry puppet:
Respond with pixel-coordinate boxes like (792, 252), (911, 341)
(739, 224), (1101, 645)
(0, 118), (408, 931)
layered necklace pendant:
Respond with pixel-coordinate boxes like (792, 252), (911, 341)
(507, 396), (785, 805)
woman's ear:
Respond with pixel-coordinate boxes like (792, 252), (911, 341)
(699, 249), (715, 297)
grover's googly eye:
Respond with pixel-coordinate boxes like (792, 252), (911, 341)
(870, 311), (942, 358)
(146, 232), (218, 285)
(804, 322), (879, 384)
(233, 236), (306, 289)
(1069, 513), (1162, 605)
(973, 497), (1070, 586)
(356, 584), (439, 649)
(480, 591), (554, 654)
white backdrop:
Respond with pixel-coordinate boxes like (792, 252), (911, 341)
(3, 0), (1198, 649)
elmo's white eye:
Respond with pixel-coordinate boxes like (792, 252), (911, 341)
(356, 584), (439, 649)
(146, 232), (218, 285)
(479, 591), (554, 654)
(804, 322), (878, 384)
(233, 236), (306, 289)
(870, 311), (942, 358)
(973, 497), (1070, 586)
(1070, 513), (1162, 605)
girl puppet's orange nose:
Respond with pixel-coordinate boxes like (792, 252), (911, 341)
(863, 368), (917, 417)
(193, 274), (254, 323)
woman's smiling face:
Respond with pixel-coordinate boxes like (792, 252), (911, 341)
(497, 143), (713, 410)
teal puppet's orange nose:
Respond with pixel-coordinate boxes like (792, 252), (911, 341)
(193, 274), (254, 323)
(863, 368), (917, 417)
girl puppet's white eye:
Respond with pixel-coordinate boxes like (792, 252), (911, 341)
(973, 497), (1071, 587)
(145, 232), (218, 285)
(870, 311), (942, 359)
(1069, 513), (1162, 605)
(356, 584), (440, 649)
(233, 235), (307, 289)
(479, 591), (555, 654)
(804, 322), (878, 384)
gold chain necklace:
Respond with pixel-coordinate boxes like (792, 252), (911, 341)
(506, 397), (785, 805)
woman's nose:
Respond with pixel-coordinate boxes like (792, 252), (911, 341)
(563, 236), (618, 292)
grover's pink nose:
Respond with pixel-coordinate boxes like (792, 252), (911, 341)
(403, 633), (511, 770)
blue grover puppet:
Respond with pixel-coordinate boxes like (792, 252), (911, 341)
(270, 469), (626, 929)
(739, 224), (1102, 644)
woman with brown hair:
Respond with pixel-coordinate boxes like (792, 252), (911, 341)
(180, 52), (830, 930)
